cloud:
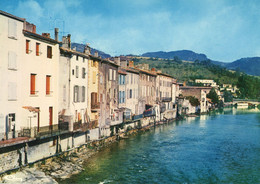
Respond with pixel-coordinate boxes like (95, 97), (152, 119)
(14, 0), (44, 23)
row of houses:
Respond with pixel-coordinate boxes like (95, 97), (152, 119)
(0, 10), (215, 142)
(0, 10), (182, 141)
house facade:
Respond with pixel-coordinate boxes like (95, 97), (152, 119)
(180, 86), (212, 113)
(59, 35), (89, 132)
(0, 11), (25, 140)
(20, 23), (60, 137)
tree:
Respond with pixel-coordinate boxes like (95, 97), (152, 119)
(185, 96), (200, 106)
(223, 90), (233, 102)
(207, 88), (219, 104)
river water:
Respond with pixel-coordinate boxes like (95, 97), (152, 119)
(61, 109), (260, 184)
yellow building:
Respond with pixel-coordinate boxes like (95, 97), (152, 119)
(87, 55), (100, 130)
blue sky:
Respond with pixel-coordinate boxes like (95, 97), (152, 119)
(1, 0), (260, 62)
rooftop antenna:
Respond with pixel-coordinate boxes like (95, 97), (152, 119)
(47, 11), (68, 37)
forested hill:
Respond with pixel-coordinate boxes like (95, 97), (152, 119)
(141, 50), (260, 76)
(142, 50), (208, 62)
(226, 57), (260, 76)
(71, 43), (111, 59)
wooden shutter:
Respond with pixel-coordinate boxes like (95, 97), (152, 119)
(46, 75), (50, 95)
(26, 40), (30, 54)
(47, 46), (52, 58)
(30, 74), (36, 95)
(36, 43), (40, 56)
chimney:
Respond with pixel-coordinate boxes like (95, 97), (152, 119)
(25, 22), (36, 33)
(84, 43), (91, 54)
(55, 28), (59, 41)
(114, 57), (120, 65)
(129, 60), (134, 68)
(42, 33), (50, 38)
(68, 34), (71, 49)
(94, 51), (98, 57)
(151, 68), (156, 72)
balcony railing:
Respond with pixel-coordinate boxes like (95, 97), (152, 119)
(162, 97), (172, 102)
(91, 102), (100, 111)
(22, 122), (69, 138)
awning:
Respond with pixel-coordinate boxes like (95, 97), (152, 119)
(22, 106), (40, 112)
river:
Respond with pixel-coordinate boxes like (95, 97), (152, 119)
(61, 109), (260, 184)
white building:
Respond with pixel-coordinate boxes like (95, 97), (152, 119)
(0, 10), (60, 139)
(59, 36), (89, 132)
(0, 10), (25, 140)
(195, 79), (218, 88)
(20, 24), (60, 137)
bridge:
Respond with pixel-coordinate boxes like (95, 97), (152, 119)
(233, 99), (260, 107)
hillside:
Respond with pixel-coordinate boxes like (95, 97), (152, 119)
(133, 57), (260, 98)
(71, 43), (111, 59)
(140, 50), (260, 76)
(133, 57), (239, 84)
(226, 57), (260, 76)
(142, 50), (208, 61)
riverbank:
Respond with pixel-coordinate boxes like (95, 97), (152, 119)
(0, 121), (159, 183)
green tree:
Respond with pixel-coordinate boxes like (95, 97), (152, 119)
(223, 90), (233, 102)
(185, 96), (200, 106)
(207, 88), (219, 104)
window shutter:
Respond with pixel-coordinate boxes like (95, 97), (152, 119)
(46, 76), (50, 95)
(30, 74), (36, 95)
(8, 19), (17, 39)
(26, 40), (30, 54)
(63, 85), (66, 102)
(113, 70), (116, 80)
(109, 69), (112, 80)
(8, 82), (17, 100)
(8, 51), (17, 70)
(78, 86), (82, 102)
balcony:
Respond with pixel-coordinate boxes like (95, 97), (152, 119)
(162, 97), (172, 102)
(91, 102), (100, 111)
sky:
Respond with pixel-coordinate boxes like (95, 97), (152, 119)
(1, 0), (260, 62)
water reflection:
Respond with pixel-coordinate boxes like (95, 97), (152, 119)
(62, 109), (260, 184)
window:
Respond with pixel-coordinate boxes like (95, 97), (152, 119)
(100, 75), (103, 84)
(8, 19), (17, 39)
(76, 55), (79, 61)
(8, 82), (17, 100)
(63, 85), (66, 102)
(46, 75), (51, 95)
(30, 74), (36, 95)
(36, 43), (40, 56)
(82, 67), (86, 78)
(47, 46), (52, 58)
(130, 89), (132, 98)
(82, 86), (85, 102)
(26, 40), (30, 54)
(8, 51), (17, 70)
(122, 75), (125, 84)
(74, 85), (79, 102)
(72, 69), (74, 75)
(122, 91), (125, 103)
(113, 70), (116, 80)
(109, 69), (112, 80)
(76, 66), (79, 78)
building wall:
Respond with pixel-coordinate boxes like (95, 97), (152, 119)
(0, 14), (24, 139)
(87, 58), (99, 122)
(20, 34), (59, 130)
(125, 71), (139, 115)
(69, 55), (88, 124)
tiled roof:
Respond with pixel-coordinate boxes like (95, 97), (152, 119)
(23, 30), (59, 44)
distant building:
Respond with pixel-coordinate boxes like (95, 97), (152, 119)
(195, 79), (218, 88)
(180, 86), (212, 113)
